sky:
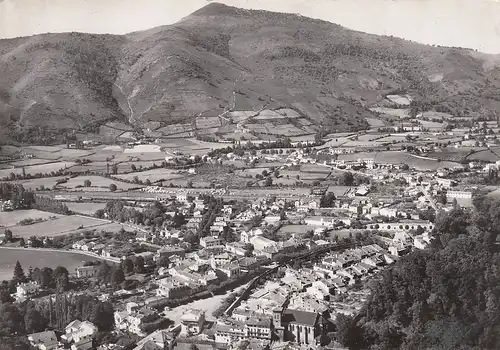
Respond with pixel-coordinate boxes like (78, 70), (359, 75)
(0, 0), (499, 54)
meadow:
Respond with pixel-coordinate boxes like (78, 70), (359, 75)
(0, 209), (63, 228)
(8, 215), (111, 238)
(64, 202), (107, 216)
(0, 161), (76, 178)
(114, 169), (184, 183)
(60, 175), (142, 190)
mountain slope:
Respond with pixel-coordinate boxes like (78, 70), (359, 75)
(1, 2), (500, 143)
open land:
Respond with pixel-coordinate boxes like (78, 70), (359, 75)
(0, 247), (98, 281)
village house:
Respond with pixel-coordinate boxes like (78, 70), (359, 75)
(180, 309), (206, 335)
(16, 281), (40, 300)
(27, 331), (59, 350)
(61, 320), (97, 350)
(200, 236), (222, 248)
(114, 302), (160, 336)
(154, 246), (186, 261)
(132, 329), (174, 350)
(76, 265), (99, 278)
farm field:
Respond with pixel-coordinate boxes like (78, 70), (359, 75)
(114, 169), (184, 183)
(465, 149), (500, 162)
(8, 215), (112, 238)
(0, 162), (76, 178)
(17, 176), (69, 190)
(60, 175), (142, 190)
(0, 248), (98, 281)
(64, 202), (106, 216)
(300, 164), (331, 173)
(0, 209), (63, 228)
(278, 225), (315, 235)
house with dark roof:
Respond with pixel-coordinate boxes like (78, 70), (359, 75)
(273, 308), (321, 345)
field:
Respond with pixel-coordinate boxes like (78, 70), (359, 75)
(0, 161), (76, 178)
(278, 225), (315, 235)
(17, 176), (69, 190)
(60, 175), (142, 190)
(8, 215), (113, 238)
(0, 209), (63, 228)
(64, 202), (106, 216)
(114, 169), (184, 183)
(0, 248), (98, 281)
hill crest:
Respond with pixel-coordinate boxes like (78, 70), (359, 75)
(1, 2), (500, 144)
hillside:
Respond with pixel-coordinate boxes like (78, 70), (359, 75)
(1, 2), (500, 144)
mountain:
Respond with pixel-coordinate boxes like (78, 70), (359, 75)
(1, 2), (500, 144)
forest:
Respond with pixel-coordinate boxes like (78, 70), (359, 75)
(336, 197), (500, 350)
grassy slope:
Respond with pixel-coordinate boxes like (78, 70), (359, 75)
(1, 3), (500, 144)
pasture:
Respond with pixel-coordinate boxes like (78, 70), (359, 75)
(17, 176), (69, 191)
(60, 175), (141, 190)
(0, 248), (98, 281)
(8, 215), (111, 238)
(0, 161), (76, 178)
(114, 169), (184, 183)
(0, 209), (63, 228)
(64, 202), (106, 216)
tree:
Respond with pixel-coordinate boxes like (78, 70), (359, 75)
(12, 261), (26, 285)
(90, 302), (114, 332)
(3, 229), (12, 243)
(131, 164), (137, 171)
(156, 256), (170, 268)
(111, 267), (125, 286)
(0, 303), (24, 336)
(401, 164), (410, 171)
(339, 172), (354, 186)
(53, 266), (69, 292)
(97, 262), (112, 283)
(189, 345), (199, 350)
(18, 238), (25, 247)
(121, 258), (134, 275)
(112, 164), (118, 175)
(24, 303), (45, 333)
(84, 180), (92, 187)
(186, 180), (194, 188)
(32, 267), (53, 288)
(133, 256), (145, 274)
(109, 184), (117, 192)
(265, 177), (273, 187)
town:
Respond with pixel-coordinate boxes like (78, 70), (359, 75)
(2, 100), (500, 350)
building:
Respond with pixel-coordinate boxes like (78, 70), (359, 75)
(76, 265), (99, 278)
(16, 282), (40, 300)
(200, 236), (222, 248)
(180, 309), (206, 335)
(156, 278), (193, 299)
(28, 331), (59, 350)
(273, 308), (321, 345)
(249, 235), (277, 251)
(133, 329), (175, 350)
(61, 320), (97, 350)
(446, 190), (473, 199)
(155, 246), (186, 260)
(245, 317), (272, 340)
(114, 303), (160, 336)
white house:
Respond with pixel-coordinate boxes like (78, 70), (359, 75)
(61, 320), (97, 350)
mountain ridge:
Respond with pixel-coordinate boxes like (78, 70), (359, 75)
(1, 2), (500, 144)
